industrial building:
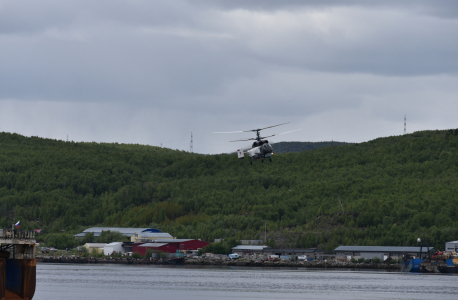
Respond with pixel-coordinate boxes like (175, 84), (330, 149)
(103, 242), (125, 255)
(74, 227), (173, 241)
(82, 243), (107, 254)
(153, 239), (209, 251)
(231, 246), (323, 259)
(231, 245), (270, 255)
(262, 248), (324, 257)
(334, 246), (434, 260)
(132, 243), (180, 256)
(445, 241), (458, 252)
(132, 239), (210, 256)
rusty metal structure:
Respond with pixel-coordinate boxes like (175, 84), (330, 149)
(0, 228), (36, 300)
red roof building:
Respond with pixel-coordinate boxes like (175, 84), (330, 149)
(132, 242), (179, 256)
(153, 239), (210, 251)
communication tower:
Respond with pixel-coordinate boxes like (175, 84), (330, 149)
(190, 132), (193, 153)
(404, 115), (406, 135)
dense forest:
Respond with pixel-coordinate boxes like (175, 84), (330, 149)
(272, 141), (350, 153)
(1, 130), (457, 251)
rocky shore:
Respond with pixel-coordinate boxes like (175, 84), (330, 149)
(37, 255), (400, 270)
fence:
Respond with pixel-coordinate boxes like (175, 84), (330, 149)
(0, 229), (36, 240)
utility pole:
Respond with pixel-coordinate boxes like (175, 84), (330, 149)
(404, 114), (406, 135)
(190, 132), (193, 153)
(332, 140), (334, 155)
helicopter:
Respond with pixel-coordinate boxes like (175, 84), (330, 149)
(213, 123), (302, 164)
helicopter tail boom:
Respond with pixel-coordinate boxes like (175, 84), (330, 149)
(237, 149), (245, 159)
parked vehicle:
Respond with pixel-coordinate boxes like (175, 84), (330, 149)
(228, 253), (239, 259)
(268, 255), (279, 261)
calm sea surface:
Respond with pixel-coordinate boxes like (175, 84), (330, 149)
(35, 263), (456, 300)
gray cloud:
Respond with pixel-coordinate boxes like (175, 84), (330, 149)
(0, 0), (457, 153)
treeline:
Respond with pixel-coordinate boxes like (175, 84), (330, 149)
(1, 129), (458, 250)
(272, 141), (350, 153)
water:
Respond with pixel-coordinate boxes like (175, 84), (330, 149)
(35, 263), (457, 300)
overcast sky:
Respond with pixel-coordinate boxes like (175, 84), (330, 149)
(1, 0), (457, 154)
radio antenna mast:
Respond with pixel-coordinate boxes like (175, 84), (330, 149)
(190, 132), (193, 153)
(404, 115), (406, 135)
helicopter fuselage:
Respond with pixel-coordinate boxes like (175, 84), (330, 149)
(238, 140), (273, 163)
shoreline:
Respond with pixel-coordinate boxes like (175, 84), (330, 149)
(36, 256), (400, 270)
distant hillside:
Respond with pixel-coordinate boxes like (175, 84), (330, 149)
(272, 141), (351, 153)
(1, 130), (458, 250)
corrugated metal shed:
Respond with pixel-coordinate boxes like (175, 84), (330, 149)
(263, 248), (323, 255)
(334, 246), (425, 252)
(445, 241), (458, 252)
(232, 245), (269, 250)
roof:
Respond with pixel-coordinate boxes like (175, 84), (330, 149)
(135, 232), (173, 238)
(334, 246), (432, 252)
(446, 240), (458, 244)
(74, 227), (165, 237)
(138, 243), (169, 247)
(153, 239), (193, 243)
(84, 243), (107, 248)
(232, 245), (269, 250)
(265, 248), (323, 253)
(105, 242), (123, 246)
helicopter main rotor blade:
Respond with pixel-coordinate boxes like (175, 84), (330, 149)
(229, 138), (256, 142)
(212, 130), (245, 134)
(243, 122), (290, 132)
(214, 122), (290, 134)
(258, 134), (276, 139)
(264, 128), (303, 138)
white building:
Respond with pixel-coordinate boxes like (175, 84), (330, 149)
(103, 242), (125, 255)
(445, 241), (458, 252)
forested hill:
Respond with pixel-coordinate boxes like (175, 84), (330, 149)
(272, 141), (350, 153)
(1, 130), (458, 250)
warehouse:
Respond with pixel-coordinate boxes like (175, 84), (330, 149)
(103, 242), (125, 255)
(74, 227), (173, 240)
(131, 231), (174, 242)
(231, 245), (269, 255)
(334, 246), (434, 260)
(445, 241), (458, 252)
(132, 242), (179, 256)
(153, 239), (209, 251)
(262, 248), (324, 258)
